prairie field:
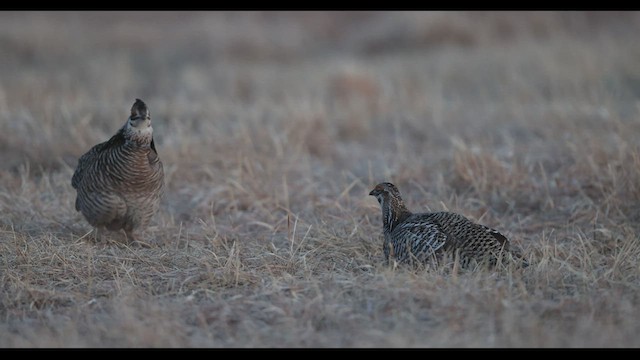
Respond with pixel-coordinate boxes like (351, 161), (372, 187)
(1, 11), (640, 348)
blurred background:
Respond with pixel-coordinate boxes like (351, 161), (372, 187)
(2, 12), (639, 162)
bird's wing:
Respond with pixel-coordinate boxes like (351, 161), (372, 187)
(427, 212), (509, 246)
(394, 218), (449, 261)
(72, 129), (125, 189)
(71, 143), (103, 189)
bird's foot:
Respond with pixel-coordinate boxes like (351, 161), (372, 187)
(125, 231), (152, 248)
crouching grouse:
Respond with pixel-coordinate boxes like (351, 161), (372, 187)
(369, 182), (527, 268)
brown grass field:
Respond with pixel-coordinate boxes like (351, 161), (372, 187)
(1, 11), (640, 348)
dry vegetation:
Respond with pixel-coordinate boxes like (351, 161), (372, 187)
(1, 11), (640, 348)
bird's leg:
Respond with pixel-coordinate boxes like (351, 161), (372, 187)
(77, 227), (97, 244)
(93, 227), (107, 243)
(125, 229), (151, 248)
(85, 227), (110, 244)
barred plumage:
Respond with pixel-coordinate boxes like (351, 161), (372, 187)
(369, 182), (527, 268)
(72, 99), (164, 243)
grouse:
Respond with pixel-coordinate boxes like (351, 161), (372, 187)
(369, 182), (527, 268)
(72, 99), (165, 244)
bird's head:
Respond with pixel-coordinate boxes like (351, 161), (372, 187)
(128, 98), (151, 129)
(369, 182), (411, 231)
(369, 182), (402, 206)
(124, 98), (154, 143)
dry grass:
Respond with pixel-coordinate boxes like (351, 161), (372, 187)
(1, 11), (640, 348)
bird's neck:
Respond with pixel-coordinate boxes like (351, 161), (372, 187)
(382, 197), (411, 233)
(124, 125), (154, 147)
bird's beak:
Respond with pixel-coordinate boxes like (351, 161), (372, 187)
(369, 190), (376, 196)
